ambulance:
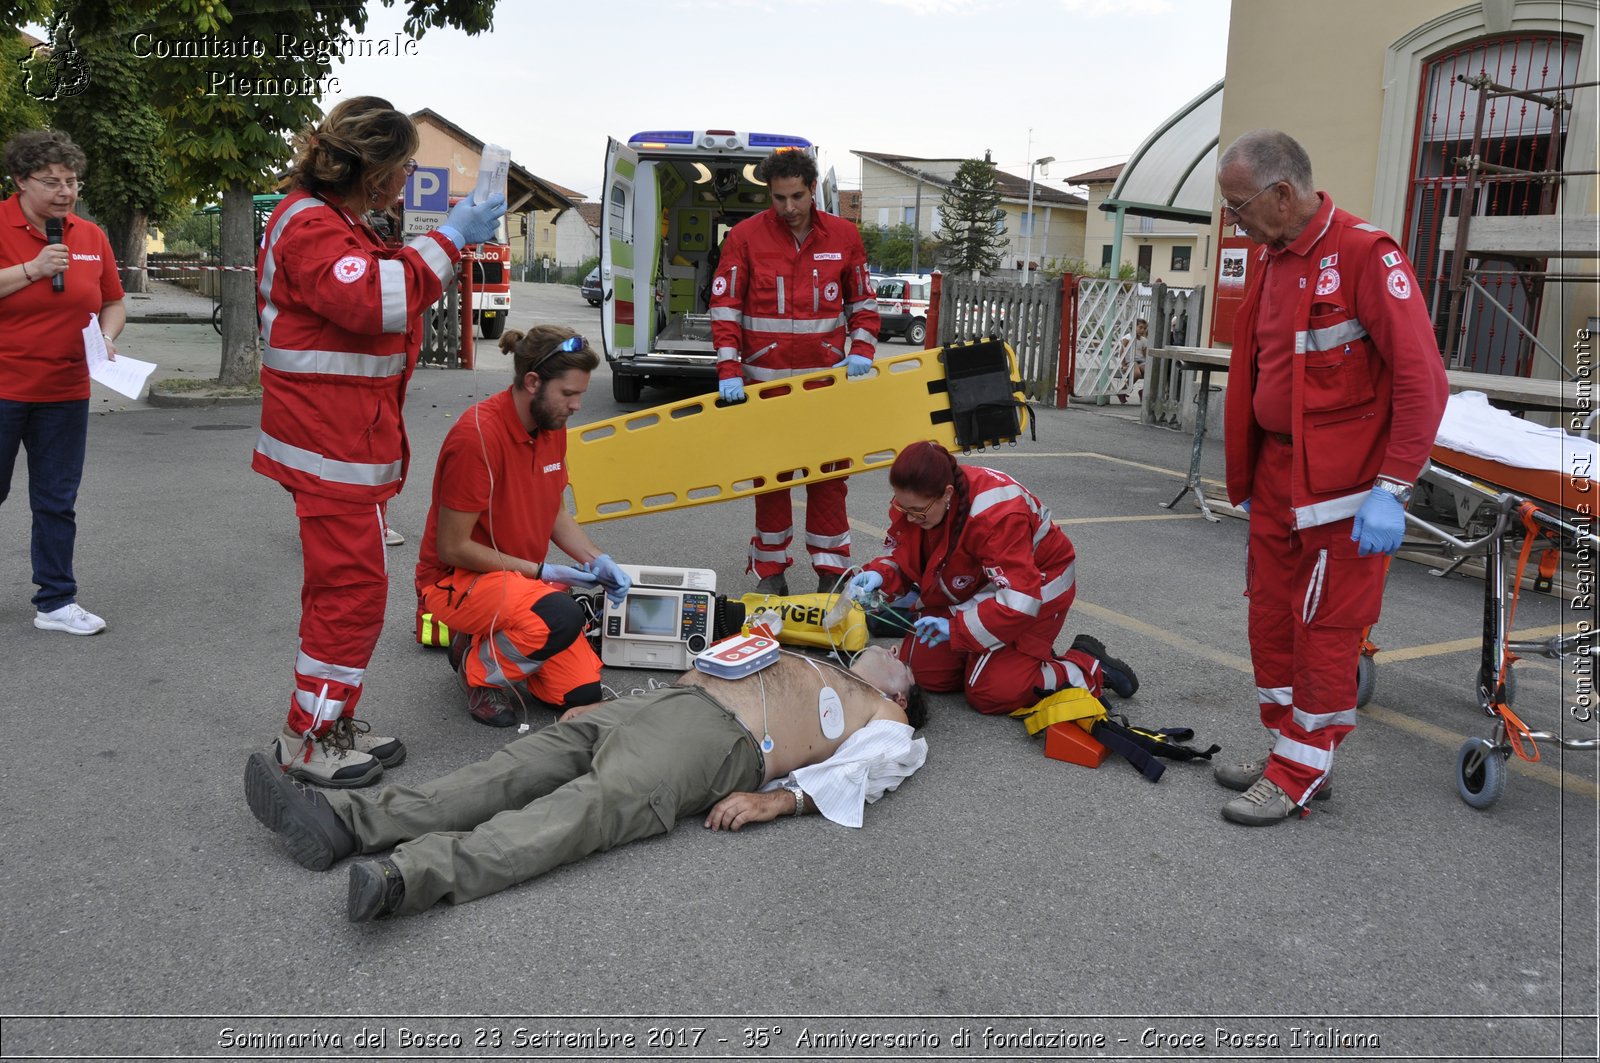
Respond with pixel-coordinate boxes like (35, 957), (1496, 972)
(599, 129), (837, 403)
(872, 273), (932, 346)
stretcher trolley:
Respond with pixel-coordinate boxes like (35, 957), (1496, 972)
(1370, 431), (1599, 809)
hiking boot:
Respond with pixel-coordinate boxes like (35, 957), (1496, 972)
(466, 682), (518, 728)
(347, 857), (406, 922)
(1214, 752), (1332, 799)
(339, 718), (406, 769)
(755, 573), (789, 597)
(1221, 776), (1303, 826)
(272, 726), (383, 789)
(33, 602), (106, 636)
(1071, 634), (1139, 698)
(243, 751), (360, 870)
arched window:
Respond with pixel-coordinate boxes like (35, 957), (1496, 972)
(1404, 34), (1583, 375)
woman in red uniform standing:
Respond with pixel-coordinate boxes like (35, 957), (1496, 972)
(252, 96), (505, 787)
(0, 129), (124, 637)
(846, 442), (1137, 715)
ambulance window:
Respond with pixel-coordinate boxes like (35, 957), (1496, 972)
(910, 281), (928, 300)
(878, 280), (904, 299)
(607, 184), (631, 240)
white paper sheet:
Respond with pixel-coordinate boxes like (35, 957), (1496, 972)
(83, 314), (157, 400)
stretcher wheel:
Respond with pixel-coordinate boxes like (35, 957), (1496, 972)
(1355, 654), (1376, 708)
(1455, 737), (1507, 809)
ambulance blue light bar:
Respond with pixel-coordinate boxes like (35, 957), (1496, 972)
(748, 133), (813, 150)
(627, 130), (696, 147)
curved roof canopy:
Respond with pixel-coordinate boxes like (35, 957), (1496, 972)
(1103, 79), (1223, 223)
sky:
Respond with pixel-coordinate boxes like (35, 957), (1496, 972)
(312, 0), (1234, 200)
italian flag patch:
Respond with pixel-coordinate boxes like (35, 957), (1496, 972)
(1319, 254), (1339, 269)
(1381, 251), (1402, 268)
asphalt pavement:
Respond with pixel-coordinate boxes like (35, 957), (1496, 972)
(0, 281), (1594, 1061)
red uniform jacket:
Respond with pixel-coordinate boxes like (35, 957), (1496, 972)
(710, 205), (878, 382)
(865, 466), (1077, 660)
(1224, 197), (1448, 529)
(252, 191), (459, 503)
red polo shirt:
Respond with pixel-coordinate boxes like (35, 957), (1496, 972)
(1251, 193), (1334, 436)
(416, 387), (569, 589)
(0, 196), (124, 402)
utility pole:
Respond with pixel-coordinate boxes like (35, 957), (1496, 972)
(1022, 149), (1054, 285)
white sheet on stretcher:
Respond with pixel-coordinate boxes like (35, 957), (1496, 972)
(1436, 391), (1597, 478)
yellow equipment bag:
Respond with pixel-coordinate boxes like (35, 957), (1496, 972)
(566, 339), (1030, 524)
(1010, 687), (1107, 737)
(740, 592), (868, 654)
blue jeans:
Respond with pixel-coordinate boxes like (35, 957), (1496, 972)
(0, 398), (89, 612)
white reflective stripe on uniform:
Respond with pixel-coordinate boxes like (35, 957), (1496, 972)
(295, 649), (365, 688)
(756, 529), (790, 545)
(293, 685), (347, 731)
(374, 503), (388, 575)
(1294, 490), (1367, 530)
(1258, 685), (1294, 706)
(709, 307), (740, 322)
(1271, 734), (1334, 772)
(1292, 705), (1358, 731)
(806, 529), (851, 549)
(745, 362), (814, 381)
(261, 346), (408, 378)
(1297, 317), (1368, 353)
(846, 298), (877, 314)
(969, 483), (1027, 516)
(995, 586), (1041, 617)
(776, 276), (784, 314)
(968, 649), (996, 687)
(741, 314), (840, 335)
(258, 197), (329, 349)
(878, 559), (903, 578)
(1039, 562), (1075, 604)
(1033, 519), (1053, 546)
(476, 634), (538, 688)
(850, 328), (876, 345)
(405, 232), (454, 285)
(716, 346), (741, 364)
(749, 546), (789, 563)
(728, 266), (737, 298)
(811, 551), (849, 570)
(960, 604), (1005, 650)
(255, 431), (403, 487)
(1302, 549), (1327, 624)
(377, 259), (407, 333)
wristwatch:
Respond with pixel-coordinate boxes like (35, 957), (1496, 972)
(1374, 479), (1413, 505)
(783, 781), (805, 816)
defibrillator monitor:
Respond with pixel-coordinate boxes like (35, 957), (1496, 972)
(601, 565), (718, 671)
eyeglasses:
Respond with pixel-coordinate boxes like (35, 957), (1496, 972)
(890, 490), (948, 520)
(528, 335), (586, 374)
(1219, 182), (1275, 218)
(26, 175), (82, 193)
(402, 159), (418, 176)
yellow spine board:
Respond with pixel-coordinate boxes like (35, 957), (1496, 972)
(566, 344), (1028, 524)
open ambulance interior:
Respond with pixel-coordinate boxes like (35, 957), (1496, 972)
(600, 130), (835, 403)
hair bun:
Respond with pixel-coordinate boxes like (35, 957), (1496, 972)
(498, 329), (525, 355)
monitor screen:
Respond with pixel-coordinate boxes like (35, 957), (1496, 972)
(625, 593), (678, 637)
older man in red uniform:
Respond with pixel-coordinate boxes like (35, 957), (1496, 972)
(709, 148), (879, 597)
(1216, 129), (1448, 825)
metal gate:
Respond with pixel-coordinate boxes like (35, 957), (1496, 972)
(1073, 278), (1148, 402)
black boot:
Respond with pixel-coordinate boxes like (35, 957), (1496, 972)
(1071, 634), (1140, 698)
(347, 858), (406, 922)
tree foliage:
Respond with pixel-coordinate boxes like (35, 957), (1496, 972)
(858, 222), (940, 276)
(938, 158), (1008, 277)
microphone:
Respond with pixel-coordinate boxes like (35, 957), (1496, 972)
(45, 218), (63, 292)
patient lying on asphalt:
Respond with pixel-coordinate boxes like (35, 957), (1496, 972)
(244, 646), (928, 921)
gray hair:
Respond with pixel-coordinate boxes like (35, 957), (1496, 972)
(1219, 129), (1314, 197)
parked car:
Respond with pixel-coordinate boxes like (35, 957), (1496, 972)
(580, 267), (602, 306)
(873, 274), (931, 345)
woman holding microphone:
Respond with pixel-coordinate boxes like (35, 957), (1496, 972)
(0, 129), (124, 637)
(252, 96), (506, 787)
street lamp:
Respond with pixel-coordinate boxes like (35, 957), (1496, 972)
(1022, 154), (1054, 285)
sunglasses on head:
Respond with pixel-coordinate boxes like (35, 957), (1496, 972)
(528, 335), (586, 374)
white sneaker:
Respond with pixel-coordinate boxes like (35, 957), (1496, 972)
(34, 603), (106, 636)
(383, 526), (405, 546)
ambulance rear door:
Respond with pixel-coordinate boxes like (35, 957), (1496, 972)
(600, 138), (639, 360)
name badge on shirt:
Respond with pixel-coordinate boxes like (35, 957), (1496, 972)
(813, 252), (842, 260)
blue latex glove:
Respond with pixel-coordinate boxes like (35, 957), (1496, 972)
(834, 353), (872, 378)
(913, 615), (950, 647)
(540, 561), (599, 588)
(584, 553), (632, 607)
(845, 570), (883, 601)
(718, 377), (746, 404)
(1351, 486), (1406, 556)
(437, 192), (507, 249)
(1240, 498), (1251, 513)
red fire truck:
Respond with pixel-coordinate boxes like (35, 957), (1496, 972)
(450, 195), (511, 340)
